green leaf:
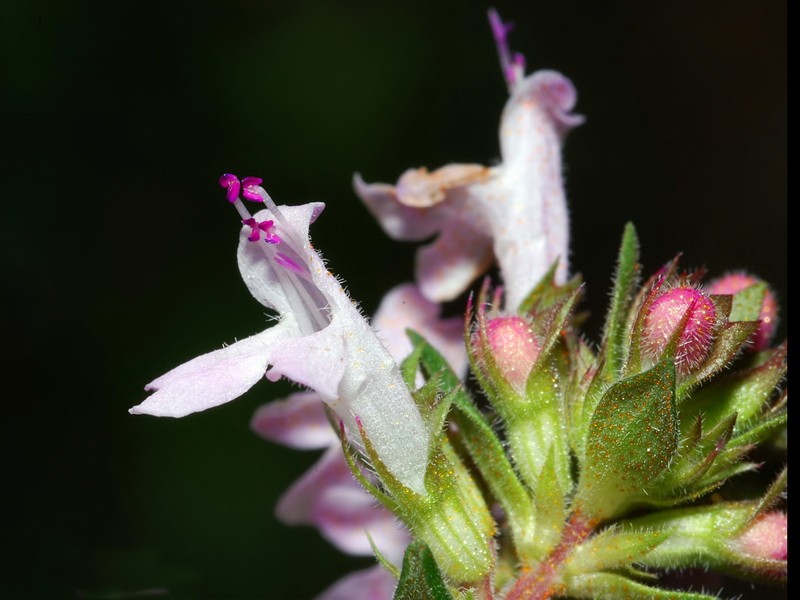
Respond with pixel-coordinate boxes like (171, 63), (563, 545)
(393, 540), (456, 600)
(575, 357), (678, 520)
(567, 572), (721, 600)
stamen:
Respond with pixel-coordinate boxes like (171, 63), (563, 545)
(220, 173), (331, 337)
(275, 252), (305, 274)
(488, 8), (525, 92)
(242, 218), (281, 244)
(241, 177), (265, 202)
(219, 173), (241, 203)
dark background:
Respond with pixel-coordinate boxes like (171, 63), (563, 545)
(2, 1), (786, 598)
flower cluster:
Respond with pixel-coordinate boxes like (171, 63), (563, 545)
(133, 9), (786, 600)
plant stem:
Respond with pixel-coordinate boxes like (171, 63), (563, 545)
(505, 511), (596, 600)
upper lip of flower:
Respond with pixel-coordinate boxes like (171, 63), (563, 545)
(353, 21), (583, 312)
(130, 177), (431, 494)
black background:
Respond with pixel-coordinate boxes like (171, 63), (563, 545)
(2, 1), (786, 598)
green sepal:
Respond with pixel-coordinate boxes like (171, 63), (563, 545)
(729, 282), (768, 322)
(328, 407), (398, 511)
(531, 448), (567, 558)
(744, 467), (787, 529)
(677, 320), (759, 398)
(574, 357), (678, 521)
(728, 408), (787, 449)
(406, 328), (537, 563)
(669, 413), (737, 488)
(518, 257), (583, 315)
(410, 372), (457, 448)
(681, 342), (786, 433)
(506, 290), (580, 492)
(622, 254), (681, 379)
(599, 222), (641, 380)
(393, 540), (456, 600)
(366, 531), (400, 580)
(564, 526), (670, 576)
(574, 255), (677, 463)
(355, 415), (494, 584)
(566, 572), (721, 600)
(525, 287), (582, 398)
(400, 342), (425, 390)
(566, 337), (598, 455)
(623, 494), (787, 584)
(468, 290), (519, 406)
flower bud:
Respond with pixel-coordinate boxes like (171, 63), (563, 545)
(642, 287), (716, 374)
(708, 272), (779, 351)
(483, 316), (541, 392)
(735, 511), (787, 561)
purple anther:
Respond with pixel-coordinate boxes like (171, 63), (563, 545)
(242, 176), (265, 202)
(219, 173), (242, 203)
(275, 252), (306, 274)
(242, 217), (281, 244)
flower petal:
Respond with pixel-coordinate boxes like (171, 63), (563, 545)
(374, 283), (468, 377)
(276, 447), (354, 526)
(276, 447), (408, 559)
(355, 69), (582, 311)
(315, 565), (397, 600)
(353, 173), (442, 241)
(130, 326), (290, 417)
(315, 484), (410, 561)
(493, 70), (582, 307)
(250, 391), (338, 449)
(239, 204), (430, 494)
(416, 212), (495, 302)
(237, 202), (326, 316)
(395, 165), (492, 208)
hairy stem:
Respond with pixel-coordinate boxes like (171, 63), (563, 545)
(505, 511), (596, 600)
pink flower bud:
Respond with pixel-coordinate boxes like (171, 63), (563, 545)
(736, 511), (787, 561)
(708, 272), (779, 351)
(642, 287), (716, 374)
(483, 316), (540, 392)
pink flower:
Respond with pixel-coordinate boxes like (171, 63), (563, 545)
(251, 283), (466, 599)
(354, 10), (582, 311)
(131, 177), (430, 493)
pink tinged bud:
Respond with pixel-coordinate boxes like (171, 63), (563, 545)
(485, 316), (540, 392)
(219, 173), (241, 203)
(642, 287), (716, 374)
(708, 272), (779, 351)
(736, 512), (787, 561)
